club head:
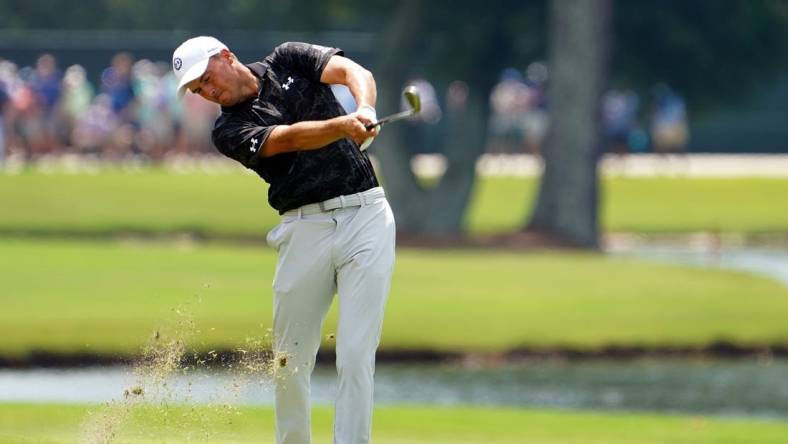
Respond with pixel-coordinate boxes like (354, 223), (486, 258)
(403, 86), (421, 114)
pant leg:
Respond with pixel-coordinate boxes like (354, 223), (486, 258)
(332, 198), (396, 444)
(268, 215), (338, 444)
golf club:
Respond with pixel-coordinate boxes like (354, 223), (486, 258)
(365, 85), (421, 130)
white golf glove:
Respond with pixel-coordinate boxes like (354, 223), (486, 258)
(356, 105), (379, 151)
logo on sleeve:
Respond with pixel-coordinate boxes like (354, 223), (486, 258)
(249, 138), (259, 153)
(173, 57), (182, 71)
(282, 76), (295, 90)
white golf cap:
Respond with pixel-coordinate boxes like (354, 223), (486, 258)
(172, 36), (228, 98)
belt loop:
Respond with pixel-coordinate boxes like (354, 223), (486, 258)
(298, 207), (303, 219)
(359, 191), (367, 206)
(339, 195), (346, 208)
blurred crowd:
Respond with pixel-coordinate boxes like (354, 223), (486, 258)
(485, 63), (689, 156)
(0, 53), (218, 164)
(0, 53), (689, 165)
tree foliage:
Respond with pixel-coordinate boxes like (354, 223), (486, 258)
(612, 0), (788, 111)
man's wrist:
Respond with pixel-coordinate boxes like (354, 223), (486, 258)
(357, 104), (377, 120)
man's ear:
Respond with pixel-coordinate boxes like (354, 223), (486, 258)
(220, 48), (234, 64)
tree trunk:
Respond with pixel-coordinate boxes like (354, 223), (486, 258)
(371, 0), (429, 232)
(372, 0), (490, 237)
(424, 87), (487, 234)
(526, 0), (611, 248)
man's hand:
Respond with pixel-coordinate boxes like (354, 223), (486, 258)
(337, 112), (378, 146)
(354, 105), (379, 150)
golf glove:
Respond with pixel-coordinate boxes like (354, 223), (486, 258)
(357, 105), (379, 151)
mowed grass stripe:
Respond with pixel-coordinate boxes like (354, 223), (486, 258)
(1, 403), (787, 444)
(1, 239), (787, 356)
(1, 171), (787, 235)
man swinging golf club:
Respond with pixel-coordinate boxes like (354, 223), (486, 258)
(172, 36), (395, 444)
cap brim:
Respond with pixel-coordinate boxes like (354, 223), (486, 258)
(176, 59), (210, 99)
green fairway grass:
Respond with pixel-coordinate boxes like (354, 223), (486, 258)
(1, 170), (787, 236)
(1, 238), (787, 357)
(1, 403), (787, 444)
(466, 176), (788, 234)
(0, 169), (277, 238)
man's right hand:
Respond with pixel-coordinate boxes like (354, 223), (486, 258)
(337, 114), (378, 146)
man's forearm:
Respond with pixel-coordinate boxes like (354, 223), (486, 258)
(262, 114), (371, 157)
(345, 67), (377, 110)
(263, 119), (345, 156)
(320, 56), (377, 109)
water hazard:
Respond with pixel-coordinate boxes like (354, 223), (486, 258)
(2, 359), (787, 419)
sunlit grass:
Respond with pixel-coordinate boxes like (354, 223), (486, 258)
(1, 170), (786, 236)
(1, 403), (787, 444)
(1, 238), (786, 357)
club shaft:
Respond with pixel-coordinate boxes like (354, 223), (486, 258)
(365, 109), (415, 130)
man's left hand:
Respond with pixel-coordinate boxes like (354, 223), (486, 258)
(355, 105), (379, 151)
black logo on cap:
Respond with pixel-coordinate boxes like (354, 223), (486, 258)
(173, 57), (183, 71)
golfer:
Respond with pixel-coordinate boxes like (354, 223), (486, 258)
(172, 36), (395, 444)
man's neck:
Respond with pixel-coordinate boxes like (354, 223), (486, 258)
(239, 65), (261, 100)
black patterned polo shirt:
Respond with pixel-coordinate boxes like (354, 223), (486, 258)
(211, 42), (379, 214)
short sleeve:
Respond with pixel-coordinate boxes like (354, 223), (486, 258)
(212, 116), (274, 168)
(272, 42), (343, 83)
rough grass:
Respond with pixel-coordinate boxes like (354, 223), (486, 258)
(1, 238), (787, 357)
(1, 403), (787, 444)
(1, 170), (787, 236)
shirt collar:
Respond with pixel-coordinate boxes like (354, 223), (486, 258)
(220, 62), (268, 113)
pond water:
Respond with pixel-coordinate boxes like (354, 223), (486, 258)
(607, 244), (788, 286)
(1, 359), (787, 419)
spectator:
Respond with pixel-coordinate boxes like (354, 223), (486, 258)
(10, 54), (63, 156)
(13, 71), (46, 156)
(32, 54), (65, 150)
(522, 61), (549, 155)
(650, 83), (689, 154)
(59, 64), (94, 151)
(30, 55), (62, 111)
(602, 88), (639, 155)
(402, 76), (441, 154)
(0, 60), (22, 157)
(100, 52), (138, 159)
(441, 80), (470, 159)
(175, 91), (219, 155)
(0, 73), (8, 164)
(133, 59), (178, 160)
(159, 66), (185, 154)
(102, 52), (136, 117)
(71, 93), (117, 156)
(650, 83), (689, 175)
(446, 80), (469, 114)
(487, 68), (530, 153)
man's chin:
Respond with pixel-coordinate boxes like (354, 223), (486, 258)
(218, 96), (238, 107)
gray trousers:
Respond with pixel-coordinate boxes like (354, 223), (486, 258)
(266, 187), (396, 444)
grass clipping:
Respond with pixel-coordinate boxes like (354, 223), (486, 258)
(81, 295), (288, 443)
